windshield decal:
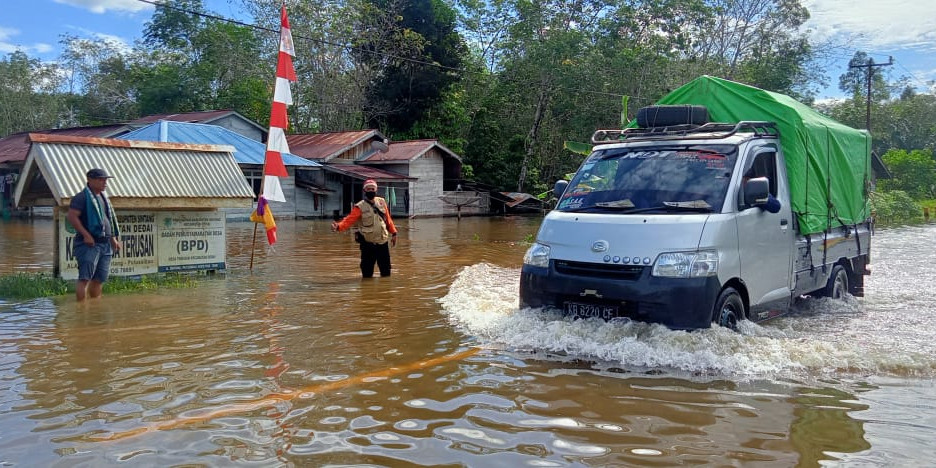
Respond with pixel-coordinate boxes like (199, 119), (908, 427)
(564, 196), (585, 209)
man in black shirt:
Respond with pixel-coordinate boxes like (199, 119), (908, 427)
(66, 168), (122, 301)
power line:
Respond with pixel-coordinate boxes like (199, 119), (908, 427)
(892, 59), (933, 91)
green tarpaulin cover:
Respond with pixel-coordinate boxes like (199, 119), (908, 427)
(654, 76), (871, 235)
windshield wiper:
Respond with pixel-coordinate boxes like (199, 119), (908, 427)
(561, 199), (635, 212)
(620, 200), (713, 214)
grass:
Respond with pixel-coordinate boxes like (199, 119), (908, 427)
(0, 273), (69, 299)
(0, 272), (201, 300)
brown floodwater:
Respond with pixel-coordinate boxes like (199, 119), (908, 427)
(1, 216), (935, 466)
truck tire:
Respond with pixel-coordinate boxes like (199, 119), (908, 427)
(822, 265), (848, 299)
(712, 287), (744, 330)
(636, 105), (709, 128)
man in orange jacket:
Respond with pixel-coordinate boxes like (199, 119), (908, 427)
(331, 179), (398, 277)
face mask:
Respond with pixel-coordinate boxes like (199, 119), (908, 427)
(365, 191), (376, 200)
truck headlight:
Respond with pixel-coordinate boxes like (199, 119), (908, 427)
(523, 243), (551, 268)
(652, 250), (718, 278)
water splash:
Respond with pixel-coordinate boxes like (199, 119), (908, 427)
(439, 263), (936, 379)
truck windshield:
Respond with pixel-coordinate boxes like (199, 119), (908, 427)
(557, 145), (738, 213)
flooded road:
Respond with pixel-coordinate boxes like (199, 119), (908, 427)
(1, 217), (935, 466)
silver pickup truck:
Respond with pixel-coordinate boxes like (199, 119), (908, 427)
(520, 102), (872, 330)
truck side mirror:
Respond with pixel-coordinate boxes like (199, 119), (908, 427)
(554, 180), (569, 199)
(743, 177), (770, 207)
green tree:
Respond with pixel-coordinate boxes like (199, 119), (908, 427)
(0, 51), (65, 137)
(838, 51), (889, 99)
(59, 35), (137, 125)
(885, 91), (936, 152)
(355, 0), (467, 134)
(878, 149), (936, 198)
(137, 0), (270, 120)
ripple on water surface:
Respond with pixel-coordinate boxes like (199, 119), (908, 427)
(438, 263), (936, 379)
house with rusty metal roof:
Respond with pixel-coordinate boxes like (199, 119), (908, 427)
(287, 131), (480, 217)
(360, 140), (485, 217)
(118, 121), (327, 219)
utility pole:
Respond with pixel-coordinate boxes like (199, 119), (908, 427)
(849, 56), (893, 131)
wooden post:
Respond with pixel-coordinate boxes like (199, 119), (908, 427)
(53, 206), (61, 278)
(249, 222), (259, 270)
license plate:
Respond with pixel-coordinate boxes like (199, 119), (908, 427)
(564, 301), (619, 319)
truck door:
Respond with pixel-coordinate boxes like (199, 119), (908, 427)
(736, 146), (794, 317)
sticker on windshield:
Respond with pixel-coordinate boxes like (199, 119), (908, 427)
(563, 196), (585, 209)
(671, 151), (727, 169)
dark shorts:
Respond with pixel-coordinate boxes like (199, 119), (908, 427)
(74, 240), (113, 283)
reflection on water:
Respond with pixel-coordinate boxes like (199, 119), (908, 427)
(1, 218), (935, 465)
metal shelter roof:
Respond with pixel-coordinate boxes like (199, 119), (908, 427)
(119, 121), (320, 168)
(14, 134), (255, 210)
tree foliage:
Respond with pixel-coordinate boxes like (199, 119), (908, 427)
(877, 149), (936, 198)
(0, 52), (65, 136)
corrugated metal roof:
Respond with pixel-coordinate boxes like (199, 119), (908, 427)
(16, 134), (254, 209)
(0, 125), (130, 165)
(324, 164), (415, 182)
(119, 121), (319, 167)
(287, 130), (385, 160)
(129, 110), (238, 124)
(128, 110), (269, 137)
(362, 139), (462, 163)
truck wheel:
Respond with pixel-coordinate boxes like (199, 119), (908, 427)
(713, 288), (744, 330)
(822, 265), (848, 299)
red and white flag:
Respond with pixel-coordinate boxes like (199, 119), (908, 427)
(262, 4), (296, 203)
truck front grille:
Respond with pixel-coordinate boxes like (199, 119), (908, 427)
(554, 260), (645, 280)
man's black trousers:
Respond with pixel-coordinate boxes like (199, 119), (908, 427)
(359, 240), (391, 278)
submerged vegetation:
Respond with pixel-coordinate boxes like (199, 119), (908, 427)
(0, 273), (201, 301)
(0, 273), (69, 299)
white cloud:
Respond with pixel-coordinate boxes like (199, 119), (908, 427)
(804, 0), (936, 51)
(53, 0), (152, 14)
(0, 26), (49, 55)
(33, 43), (54, 54)
(0, 26), (20, 41)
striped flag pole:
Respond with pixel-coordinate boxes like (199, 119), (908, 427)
(262, 2), (296, 203)
(251, 2), (297, 268)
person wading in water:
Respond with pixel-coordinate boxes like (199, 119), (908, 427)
(66, 168), (122, 301)
(331, 179), (398, 277)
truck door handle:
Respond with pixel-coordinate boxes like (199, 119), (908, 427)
(780, 219), (789, 226)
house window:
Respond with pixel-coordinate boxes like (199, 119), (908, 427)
(244, 169), (262, 199)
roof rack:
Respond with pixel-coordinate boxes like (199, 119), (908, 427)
(591, 121), (778, 145)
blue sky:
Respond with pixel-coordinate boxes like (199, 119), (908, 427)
(2, 0), (934, 100)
